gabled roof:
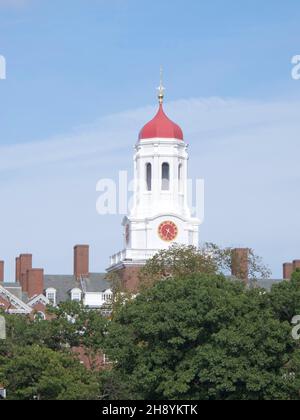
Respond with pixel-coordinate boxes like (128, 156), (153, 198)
(2, 283), (23, 300)
(83, 273), (110, 292)
(0, 284), (32, 314)
(27, 294), (50, 308)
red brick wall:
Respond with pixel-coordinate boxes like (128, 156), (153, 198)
(27, 269), (44, 299)
(113, 265), (143, 293)
(283, 263), (294, 281)
(21, 273), (28, 293)
(0, 295), (16, 311)
(29, 301), (52, 321)
(74, 245), (89, 279)
(283, 260), (300, 281)
(72, 346), (106, 371)
(231, 248), (249, 284)
(293, 260), (300, 271)
(19, 254), (32, 291)
(15, 257), (20, 283)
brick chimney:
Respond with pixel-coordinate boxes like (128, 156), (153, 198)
(283, 262), (294, 281)
(293, 260), (300, 271)
(21, 273), (28, 293)
(27, 269), (44, 299)
(0, 261), (4, 283)
(19, 254), (32, 291)
(15, 257), (20, 283)
(231, 248), (249, 284)
(74, 245), (89, 279)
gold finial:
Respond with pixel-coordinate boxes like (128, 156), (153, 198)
(157, 66), (165, 105)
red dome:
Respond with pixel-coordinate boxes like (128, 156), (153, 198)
(139, 104), (184, 141)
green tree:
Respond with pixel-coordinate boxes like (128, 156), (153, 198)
(0, 305), (108, 400)
(139, 244), (271, 290)
(0, 345), (100, 400)
(0, 302), (108, 357)
(46, 301), (108, 353)
(269, 269), (300, 322)
(104, 274), (300, 400)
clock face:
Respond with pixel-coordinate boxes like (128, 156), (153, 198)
(158, 221), (178, 242)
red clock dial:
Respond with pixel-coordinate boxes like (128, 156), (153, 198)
(158, 221), (178, 242)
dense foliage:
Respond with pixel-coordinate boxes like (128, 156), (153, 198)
(139, 244), (271, 290)
(104, 273), (300, 400)
(0, 303), (106, 400)
(0, 345), (99, 400)
(0, 248), (299, 400)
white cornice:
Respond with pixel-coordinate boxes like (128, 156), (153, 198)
(0, 285), (32, 314)
(27, 294), (50, 308)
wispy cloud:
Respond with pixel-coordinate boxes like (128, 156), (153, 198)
(0, 97), (299, 280)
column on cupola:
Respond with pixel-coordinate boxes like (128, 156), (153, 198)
(183, 150), (189, 215)
(153, 144), (160, 215)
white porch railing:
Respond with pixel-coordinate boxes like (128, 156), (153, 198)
(110, 249), (158, 266)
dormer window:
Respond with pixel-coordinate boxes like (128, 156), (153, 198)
(102, 289), (113, 303)
(71, 288), (82, 302)
(46, 288), (57, 306)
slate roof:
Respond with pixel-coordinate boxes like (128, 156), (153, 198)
(44, 273), (110, 304)
(3, 283), (23, 300)
(253, 279), (284, 291)
(1, 276), (286, 306)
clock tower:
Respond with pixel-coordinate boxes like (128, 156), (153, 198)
(108, 76), (201, 290)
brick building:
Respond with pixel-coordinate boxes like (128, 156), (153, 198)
(0, 245), (111, 318)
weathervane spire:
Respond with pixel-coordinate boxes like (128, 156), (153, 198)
(157, 66), (165, 105)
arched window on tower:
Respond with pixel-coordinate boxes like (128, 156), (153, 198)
(162, 163), (170, 191)
(146, 163), (152, 191)
(178, 163), (183, 192)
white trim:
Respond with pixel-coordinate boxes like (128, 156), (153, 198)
(45, 288), (57, 306)
(70, 288), (82, 302)
(27, 294), (50, 308)
(137, 138), (185, 146)
(0, 285), (32, 314)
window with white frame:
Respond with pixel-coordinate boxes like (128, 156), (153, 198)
(102, 290), (113, 303)
(71, 288), (82, 302)
(46, 288), (57, 306)
(103, 353), (112, 365)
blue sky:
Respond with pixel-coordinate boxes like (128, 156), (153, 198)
(0, 0), (300, 280)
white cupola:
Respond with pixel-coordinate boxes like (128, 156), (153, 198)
(109, 76), (201, 270)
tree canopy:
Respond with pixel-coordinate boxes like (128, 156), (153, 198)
(0, 249), (299, 400)
(139, 243), (271, 290)
(0, 304), (107, 400)
(0, 344), (99, 400)
(104, 273), (300, 400)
